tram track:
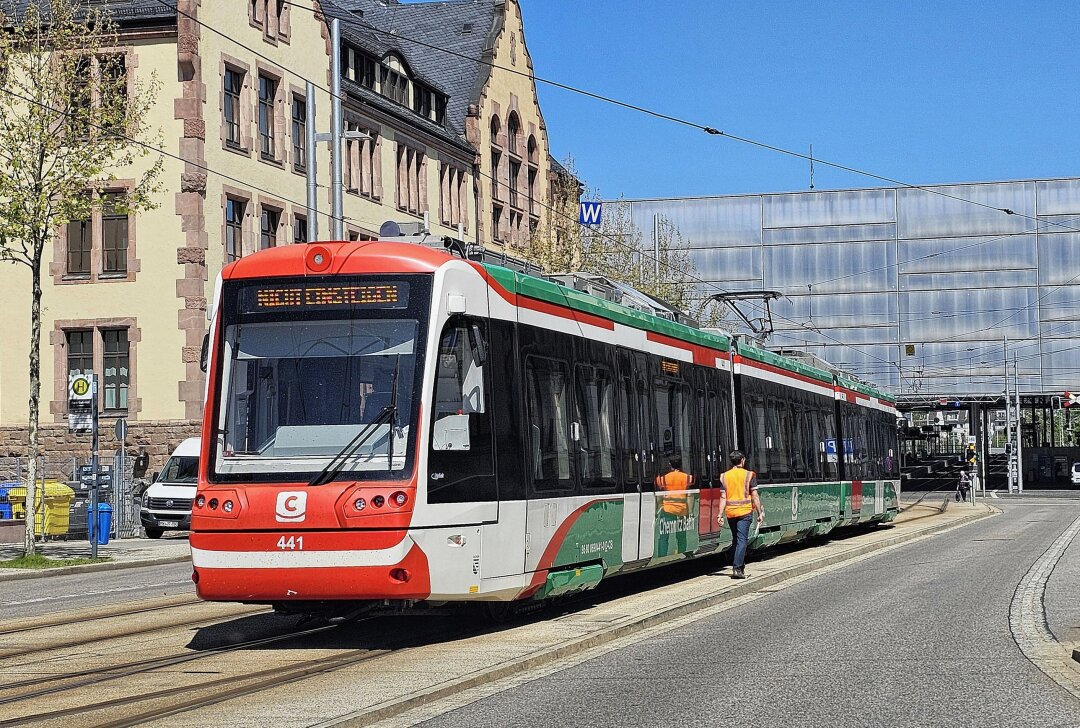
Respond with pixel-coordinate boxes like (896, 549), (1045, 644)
(0, 603), (266, 663)
(0, 594), (203, 636)
(0, 616), (461, 728)
(0, 619), (338, 705)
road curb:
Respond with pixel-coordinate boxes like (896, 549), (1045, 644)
(323, 505), (996, 728)
(0, 554), (191, 582)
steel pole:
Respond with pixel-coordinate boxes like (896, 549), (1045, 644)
(330, 18), (344, 240)
(652, 213), (660, 280)
(1004, 336), (1014, 492)
(1010, 352), (1019, 492)
(90, 376), (99, 558)
(305, 81), (318, 242)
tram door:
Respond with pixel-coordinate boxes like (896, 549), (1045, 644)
(619, 349), (657, 562)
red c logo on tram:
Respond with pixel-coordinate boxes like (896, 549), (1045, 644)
(275, 491), (308, 523)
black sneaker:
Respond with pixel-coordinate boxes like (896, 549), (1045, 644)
(731, 569), (747, 580)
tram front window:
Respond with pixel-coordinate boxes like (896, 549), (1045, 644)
(215, 312), (423, 481)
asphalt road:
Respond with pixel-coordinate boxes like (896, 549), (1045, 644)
(0, 561), (195, 620)
(422, 500), (1080, 728)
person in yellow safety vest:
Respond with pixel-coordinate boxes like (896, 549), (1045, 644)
(717, 450), (764, 580)
(655, 455), (692, 556)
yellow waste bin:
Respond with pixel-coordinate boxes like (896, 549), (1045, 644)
(6, 481), (74, 537)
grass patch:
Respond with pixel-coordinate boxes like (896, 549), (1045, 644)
(0, 554), (111, 569)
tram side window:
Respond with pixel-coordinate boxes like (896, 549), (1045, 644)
(431, 317), (486, 447)
(574, 365), (617, 490)
(526, 356), (574, 491)
(745, 393), (769, 482)
(428, 317), (494, 503)
(842, 404), (870, 481)
(791, 405), (810, 481)
(881, 413), (899, 476)
(618, 375), (638, 488)
(768, 396), (792, 482)
(718, 384), (734, 464)
(697, 388), (711, 487)
(805, 406), (823, 481)
(821, 408), (838, 480)
(655, 378), (692, 474)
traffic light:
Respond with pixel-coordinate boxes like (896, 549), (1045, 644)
(966, 444), (976, 465)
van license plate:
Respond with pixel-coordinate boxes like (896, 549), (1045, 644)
(159, 521), (179, 528)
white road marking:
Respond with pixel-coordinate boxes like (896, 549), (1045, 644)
(1009, 511), (1080, 700)
(990, 490), (1000, 499)
(4, 580), (190, 607)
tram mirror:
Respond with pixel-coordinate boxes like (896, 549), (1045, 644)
(199, 332), (210, 373)
(467, 323), (487, 365)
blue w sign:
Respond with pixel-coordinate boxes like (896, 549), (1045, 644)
(579, 201), (602, 225)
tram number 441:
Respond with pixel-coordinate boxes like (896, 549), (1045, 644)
(276, 535), (304, 550)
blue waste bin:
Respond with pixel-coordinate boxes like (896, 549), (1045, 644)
(96, 503), (113, 546)
(0, 488), (11, 520)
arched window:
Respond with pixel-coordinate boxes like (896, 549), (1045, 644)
(527, 135), (538, 164)
(507, 113), (520, 156)
(490, 116), (503, 206)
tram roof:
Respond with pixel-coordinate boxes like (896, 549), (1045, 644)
(219, 240), (895, 402)
(482, 263), (732, 354)
(734, 342), (835, 385)
(836, 373), (894, 404)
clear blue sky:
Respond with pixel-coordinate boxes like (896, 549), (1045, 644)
(519, 1), (1080, 200)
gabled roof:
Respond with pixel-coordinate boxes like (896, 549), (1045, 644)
(8, 0), (176, 24)
(321, 0), (497, 139)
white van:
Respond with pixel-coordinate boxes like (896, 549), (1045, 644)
(140, 438), (199, 538)
(1072, 462), (1080, 486)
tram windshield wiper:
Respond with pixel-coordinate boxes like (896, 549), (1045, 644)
(308, 405), (396, 487)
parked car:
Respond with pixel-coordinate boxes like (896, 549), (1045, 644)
(1072, 462), (1080, 486)
(140, 438), (199, 538)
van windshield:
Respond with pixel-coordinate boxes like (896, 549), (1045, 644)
(160, 455), (199, 484)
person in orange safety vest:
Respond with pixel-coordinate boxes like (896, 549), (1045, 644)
(656, 455), (692, 556)
(717, 450), (764, 579)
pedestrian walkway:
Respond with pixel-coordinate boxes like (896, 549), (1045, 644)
(0, 534), (190, 581)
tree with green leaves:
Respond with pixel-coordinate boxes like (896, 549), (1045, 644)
(0, 0), (163, 556)
(528, 157), (723, 324)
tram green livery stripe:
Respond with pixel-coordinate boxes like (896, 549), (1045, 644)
(736, 343), (834, 385)
(482, 264), (731, 354)
(530, 480), (898, 598)
(835, 373), (891, 401)
(548, 499), (625, 570)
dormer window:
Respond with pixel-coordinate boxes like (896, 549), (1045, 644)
(342, 46), (377, 89)
(380, 65), (407, 105)
(413, 84), (449, 125)
(413, 84), (432, 118)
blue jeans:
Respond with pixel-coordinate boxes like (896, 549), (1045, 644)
(728, 514), (752, 570)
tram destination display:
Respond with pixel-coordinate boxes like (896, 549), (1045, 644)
(237, 280), (410, 313)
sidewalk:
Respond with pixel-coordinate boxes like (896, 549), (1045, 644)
(0, 501), (987, 582)
(0, 533), (190, 581)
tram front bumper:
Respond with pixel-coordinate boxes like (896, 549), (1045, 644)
(190, 530), (431, 602)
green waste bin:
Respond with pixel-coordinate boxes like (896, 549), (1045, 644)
(7, 481), (75, 537)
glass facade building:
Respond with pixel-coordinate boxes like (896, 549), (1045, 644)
(618, 178), (1080, 401)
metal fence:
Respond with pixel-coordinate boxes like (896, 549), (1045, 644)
(0, 452), (143, 541)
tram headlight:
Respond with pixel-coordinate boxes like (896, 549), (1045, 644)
(391, 491), (408, 507)
(372, 495), (385, 508)
(208, 498), (219, 510)
(195, 495), (206, 509)
(223, 500), (234, 513)
(353, 497), (366, 511)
